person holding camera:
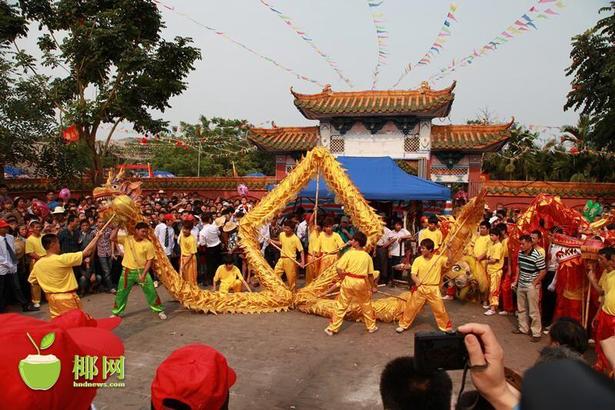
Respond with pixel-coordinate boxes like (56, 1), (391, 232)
(396, 238), (453, 333)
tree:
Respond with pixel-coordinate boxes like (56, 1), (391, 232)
(565, 2), (615, 150)
(146, 116), (275, 177)
(0, 1), (56, 183)
(12, 0), (201, 183)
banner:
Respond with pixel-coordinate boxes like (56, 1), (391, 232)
(152, 0), (325, 88)
(366, 0), (389, 89)
(428, 0), (566, 84)
(259, 0), (353, 88)
(392, 2), (459, 88)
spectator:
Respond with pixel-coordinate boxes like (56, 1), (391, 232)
(512, 234), (546, 342)
(0, 219), (36, 312)
(78, 219), (99, 295)
(384, 219), (412, 286)
(151, 344), (236, 410)
(198, 213), (222, 286)
(549, 317), (588, 355)
(96, 216), (116, 293)
(380, 356), (452, 410)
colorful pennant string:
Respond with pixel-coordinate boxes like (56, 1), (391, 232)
(428, 1), (566, 84)
(259, 0), (353, 88)
(392, 2), (459, 88)
(366, 0), (389, 89)
(152, 0), (324, 88)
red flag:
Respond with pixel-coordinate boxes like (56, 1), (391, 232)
(62, 125), (79, 143)
(447, 12), (457, 22)
(140, 137), (148, 145)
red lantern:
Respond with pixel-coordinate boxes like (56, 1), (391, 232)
(62, 125), (79, 143)
(140, 137), (148, 145)
(570, 146), (579, 155)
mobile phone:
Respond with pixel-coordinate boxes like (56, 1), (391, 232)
(414, 331), (468, 372)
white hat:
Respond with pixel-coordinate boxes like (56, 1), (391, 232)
(158, 190), (165, 194)
(51, 206), (66, 214)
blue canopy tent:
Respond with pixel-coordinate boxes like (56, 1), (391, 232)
(299, 156), (450, 201)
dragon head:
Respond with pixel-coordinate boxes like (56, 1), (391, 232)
(93, 169), (143, 230)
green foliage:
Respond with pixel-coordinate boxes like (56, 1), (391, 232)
(482, 119), (615, 182)
(565, 2), (615, 150)
(36, 138), (91, 183)
(148, 116), (275, 177)
(12, 0), (201, 182)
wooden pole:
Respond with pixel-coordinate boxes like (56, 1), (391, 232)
(314, 170), (320, 224)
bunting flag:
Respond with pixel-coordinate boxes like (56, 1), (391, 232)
(259, 0), (353, 88)
(392, 2), (459, 88)
(366, 0), (389, 89)
(428, 1), (566, 84)
(152, 0), (325, 88)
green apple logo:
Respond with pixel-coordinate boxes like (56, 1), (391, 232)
(19, 332), (61, 391)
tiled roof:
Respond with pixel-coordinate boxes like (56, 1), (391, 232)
(395, 160), (419, 176)
(248, 126), (319, 152)
(431, 120), (513, 152)
(291, 81), (456, 120)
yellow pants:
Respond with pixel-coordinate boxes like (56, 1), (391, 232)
(488, 269), (502, 307)
(318, 254), (337, 277)
(27, 268), (42, 304)
(180, 255), (197, 284)
(274, 258), (297, 291)
(305, 254), (320, 285)
(326, 276), (377, 333)
(47, 291), (82, 319)
(219, 280), (242, 295)
(398, 285), (452, 331)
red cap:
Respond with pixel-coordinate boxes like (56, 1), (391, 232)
(151, 344), (237, 410)
(51, 309), (122, 331)
(0, 219), (9, 229)
(163, 214), (174, 221)
(0, 313), (124, 410)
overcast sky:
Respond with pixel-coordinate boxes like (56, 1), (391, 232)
(19, 0), (611, 136)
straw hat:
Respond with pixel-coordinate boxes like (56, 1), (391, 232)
(51, 206), (66, 214)
(214, 216), (226, 227)
(222, 221), (237, 233)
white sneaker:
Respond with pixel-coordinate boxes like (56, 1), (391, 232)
(158, 312), (167, 320)
(482, 304), (490, 309)
(324, 328), (334, 336)
(484, 309), (496, 316)
(368, 327), (379, 334)
(442, 295), (454, 300)
(33, 303), (40, 308)
(498, 310), (511, 316)
(395, 327), (406, 334)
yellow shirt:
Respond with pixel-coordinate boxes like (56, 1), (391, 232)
(600, 270), (615, 316)
(279, 233), (303, 259)
(214, 265), (242, 286)
(179, 234), (197, 256)
(308, 230), (320, 255)
(29, 252), (82, 293)
(419, 228), (443, 249)
(473, 235), (491, 259)
(335, 248), (374, 277)
(487, 241), (504, 274)
(318, 232), (345, 254)
(536, 246), (546, 258)
(117, 234), (155, 269)
(411, 255), (448, 286)
(25, 235), (46, 257)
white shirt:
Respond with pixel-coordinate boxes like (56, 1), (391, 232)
(377, 226), (392, 246)
(0, 233), (18, 275)
(547, 244), (559, 272)
(198, 223), (221, 248)
(190, 225), (200, 241)
(258, 223), (271, 244)
(154, 222), (175, 256)
(388, 228), (411, 257)
(296, 220), (308, 242)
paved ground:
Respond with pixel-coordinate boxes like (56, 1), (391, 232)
(18, 285), (547, 410)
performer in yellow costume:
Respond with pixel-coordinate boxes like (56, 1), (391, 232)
(484, 228), (504, 316)
(28, 231), (102, 318)
(305, 220), (321, 285)
(269, 221), (305, 291)
(25, 221), (46, 309)
(213, 255), (243, 295)
(325, 231), (378, 335)
(396, 238), (453, 333)
(472, 221), (492, 307)
(179, 223), (197, 284)
(418, 215), (443, 249)
(317, 217), (347, 277)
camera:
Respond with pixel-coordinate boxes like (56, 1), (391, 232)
(414, 331), (468, 373)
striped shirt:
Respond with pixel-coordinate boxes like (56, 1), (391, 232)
(518, 248), (546, 287)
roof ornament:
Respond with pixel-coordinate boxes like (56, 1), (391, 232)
(419, 81), (431, 94)
(322, 84), (333, 94)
